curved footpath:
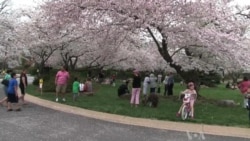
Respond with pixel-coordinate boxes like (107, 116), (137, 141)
(25, 94), (250, 139)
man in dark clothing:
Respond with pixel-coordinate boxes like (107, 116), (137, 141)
(19, 69), (28, 104)
(167, 73), (174, 96)
(118, 80), (130, 97)
(98, 71), (104, 83)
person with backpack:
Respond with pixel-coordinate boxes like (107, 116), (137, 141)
(0, 70), (12, 106)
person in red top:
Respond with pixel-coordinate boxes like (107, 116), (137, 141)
(238, 76), (250, 108)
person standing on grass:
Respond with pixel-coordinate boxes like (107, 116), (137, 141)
(246, 87), (250, 121)
(55, 66), (70, 102)
(19, 69), (28, 105)
(72, 77), (80, 101)
(130, 70), (141, 107)
(142, 73), (150, 97)
(7, 72), (21, 111)
(167, 72), (174, 96)
(157, 73), (162, 93)
(149, 73), (157, 94)
(238, 76), (250, 108)
(163, 73), (169, 96)
(0, 69), (12, 106)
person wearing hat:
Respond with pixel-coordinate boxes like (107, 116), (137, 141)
(130, 70), (141, 107)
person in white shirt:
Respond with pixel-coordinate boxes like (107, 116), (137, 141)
(149, 73), (157, 94)
(143, 74), (150, 96)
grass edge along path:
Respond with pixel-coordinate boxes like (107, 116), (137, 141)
(25, 94), (250, 139)
(26, 83), (250, 128)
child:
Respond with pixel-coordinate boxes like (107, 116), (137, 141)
(176, 82), (197, 119)
(79, 81), (84, 95)
(72, 77), (80, 101)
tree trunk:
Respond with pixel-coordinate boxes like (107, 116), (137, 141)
(147, 27), (202, 96)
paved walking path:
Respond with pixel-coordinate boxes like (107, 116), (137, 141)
(25, 94), (250, 139)
(0, 96), (248, 141)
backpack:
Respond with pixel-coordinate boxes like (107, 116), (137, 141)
(1, 79), (9, 87)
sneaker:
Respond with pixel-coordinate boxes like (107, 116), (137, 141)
(55, 98), (58, 102)
(7, 109), (13, 112)
(62, 98), (66, 102)
(15, 108), (21, 111)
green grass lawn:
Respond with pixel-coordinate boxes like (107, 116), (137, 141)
(26, 82), (250, 128)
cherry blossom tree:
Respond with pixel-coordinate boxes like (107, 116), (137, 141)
(0, 0), (19, 69)
(41, 0), (250, 87)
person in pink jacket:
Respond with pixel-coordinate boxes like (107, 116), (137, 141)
(55, 66), (70, 102)
(238, 77), (250, 108)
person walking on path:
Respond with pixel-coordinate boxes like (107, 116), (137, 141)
(167, 72), (174, 96)
(7, 72), (21, 111)
(130, 70), (141, 107)
(55, 66), (70, 102)
(19, 69), (28, 105)
(0, 69), (12, 106)
(72, 77), (80, 101)
(238, 76), (250, 108)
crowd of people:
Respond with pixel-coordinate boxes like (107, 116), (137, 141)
(2, 67), (249, 120)
(0, 69), (28, 111)
(116, 70), (199, 118)
(55, 66), (94, 102)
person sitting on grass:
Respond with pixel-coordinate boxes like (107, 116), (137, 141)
(84, 78), (93, 95)
(176, 82), (197, 119)
(72, 77), (80, 101)
(118, 80), (130, 98)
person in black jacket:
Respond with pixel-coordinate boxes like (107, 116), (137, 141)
(167, 72), (174, 96)
(19, 69), (28, 105)
(118, 80), (130, 97)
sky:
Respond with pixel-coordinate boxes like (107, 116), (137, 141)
(10, 0), (42, 9)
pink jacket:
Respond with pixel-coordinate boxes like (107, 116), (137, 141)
(55, 70), (70, 85)
(238, 80), (250, 94)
